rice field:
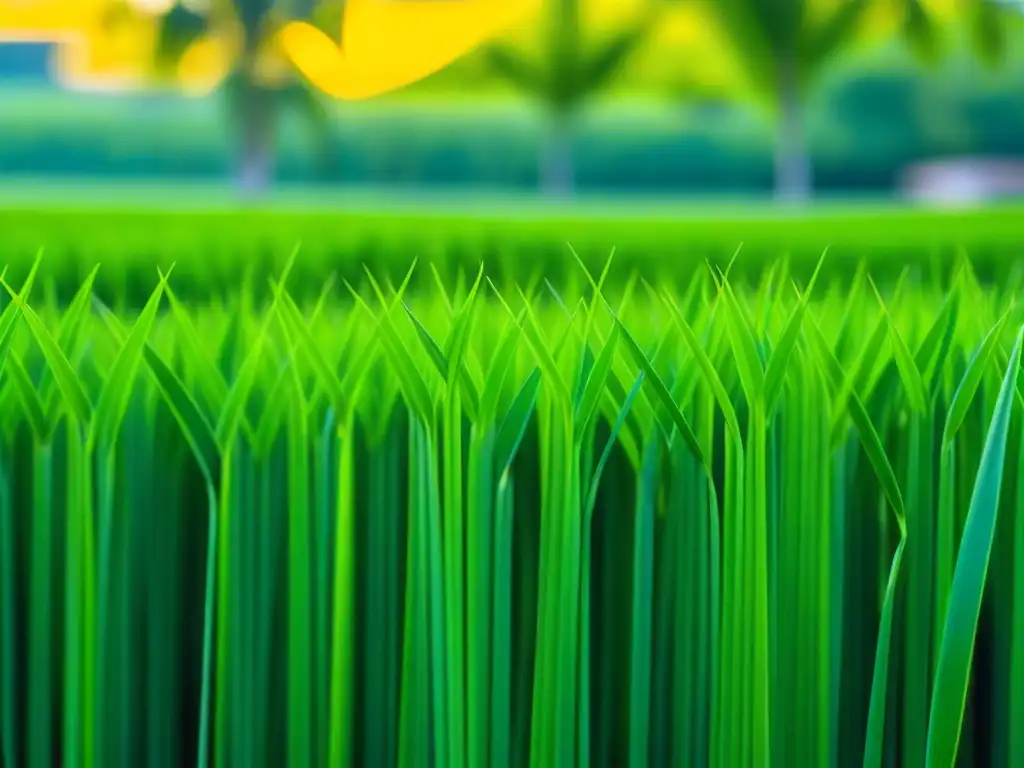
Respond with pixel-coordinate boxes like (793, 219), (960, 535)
(1, 202), (1024, 304)
(0, 243), (1023, 768)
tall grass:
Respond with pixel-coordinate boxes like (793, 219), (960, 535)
(0, 248), (1023, 768)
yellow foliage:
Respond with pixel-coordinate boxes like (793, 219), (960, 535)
(0, 0), (976, 97)
(177, 35), (235, 95)
(50, 12), (159, 89)
(0, 0), (108, 36)
(0, 1), (166, 89)
(279, 0), (542, 100)
(1, 0), (544, 97)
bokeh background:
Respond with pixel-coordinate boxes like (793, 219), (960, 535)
(0, 0), (1022, 205)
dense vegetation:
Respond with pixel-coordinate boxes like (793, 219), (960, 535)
(1, 238), (1024, 767)
(2, 42), (1023, 194)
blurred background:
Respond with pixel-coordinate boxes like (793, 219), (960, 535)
(0, 0), (1022, 205)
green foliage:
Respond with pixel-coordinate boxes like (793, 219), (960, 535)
(482, 1), (659, 115)
(3, 40), (1024, 192)
(967, 0), (1020, 66)
(690, 0), (941, 102)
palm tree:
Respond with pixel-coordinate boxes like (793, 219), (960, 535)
(151, 0), (342, 194)
(665, 0), (944, 201)
(969, 0), (1022, 64)
(480, 0), (659, 196)
(268, 0), (542, 188)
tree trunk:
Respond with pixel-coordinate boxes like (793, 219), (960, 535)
(540, 114), (575, 197)
(774, 59), (811, 203)
(235, 79), (276, 198)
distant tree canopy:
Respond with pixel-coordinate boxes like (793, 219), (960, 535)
(1, 0), (1021, 197)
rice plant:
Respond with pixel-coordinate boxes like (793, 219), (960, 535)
(1, 248), (1023, 768)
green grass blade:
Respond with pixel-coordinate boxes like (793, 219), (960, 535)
(806, 310), (906, 525)
(0, 251), (42, 326)
(27, 443), (54, 768)
(0, 460), (14, 768)
(573, 324), (619, 442)
(403, 303), (449, 374)
(329, 416), (357, 767)
(805, 307), (909, 768)
(197, 482), (218, 768)
(403, 300), (482, 418)
(480, 312), (525, 424)
(943, 309), (1011, 444)
(764, 252), (827, 411)
(829, 304), (893, 445)
(491, 473), (514, 768)
(346, 281), (434, 420)
(88, 272), (169, 452)
(870, 277), (928, 413)
(514, 288), (570, 402)
(616, 318), (705, 467)
(253, 364), (292, 458)
(94, 298), (219, 480)
(660, 291), (742, 440)
(629, 437), (658, 768)
(445, 263), (485, 370)
(494, 368), (541, 474)
(215, 321), (271, 450)
(6, 353), (49, 440)
(913, 275), (961, 389)
(583, 371), (645, 515)
(863, 540), (907, 768)
(1010, 404), (1024, 766)
(162, 279), (231, 418)
(40, 265), (100, 428)
(0, 275), (93, 425)
(286, 374), (313, 768)
(277, 289), (348, 416)
(926, 325), (1024, 768)
(719, 276), (766, 401)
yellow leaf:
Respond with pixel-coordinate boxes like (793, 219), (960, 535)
(0, 0), (107, 35)
(53, 14), (158, 89)
(280, 0), (542, 100)
(178, 35), (236, 96)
